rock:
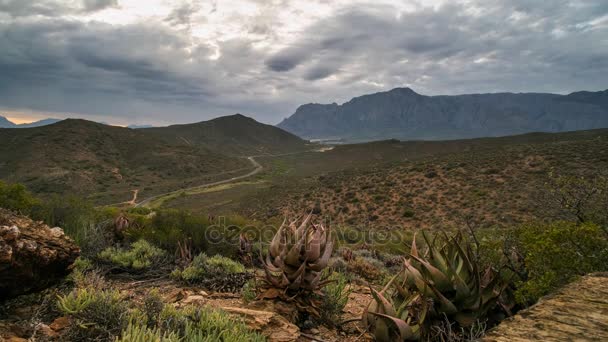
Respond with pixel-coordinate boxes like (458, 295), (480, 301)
(182, 295), (206, 305)
(49, 316), (70, 332)
(35, 323), (58, 338)
(0, 208), (80, 300)
(0, 226), (20, 241)
(221, 306), (300, 342)
(484, 273), (608, 341)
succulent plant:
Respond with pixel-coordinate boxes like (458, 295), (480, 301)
(259, 213), (334, 315)
(364, 231), (510, 341)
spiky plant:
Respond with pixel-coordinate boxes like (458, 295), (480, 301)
(259, 213), (334, 316)
(364, 232), (510, 341)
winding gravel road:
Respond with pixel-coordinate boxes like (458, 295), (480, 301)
(134, 156), (263, 208)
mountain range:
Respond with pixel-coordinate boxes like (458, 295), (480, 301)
(0, 115), (61, 128)
(277, 88), (608, 142)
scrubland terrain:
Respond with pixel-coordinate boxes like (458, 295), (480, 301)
(1, 125), (607, 342)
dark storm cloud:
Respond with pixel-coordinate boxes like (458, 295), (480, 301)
(0, 0), (606, 125)
(264, 1), (608, 98)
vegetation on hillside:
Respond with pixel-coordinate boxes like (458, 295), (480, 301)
(1, 128), (607, 341)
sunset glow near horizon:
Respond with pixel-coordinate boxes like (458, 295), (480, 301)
(0, 0), (606, 126)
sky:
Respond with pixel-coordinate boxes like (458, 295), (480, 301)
(0, 0), (607, 126)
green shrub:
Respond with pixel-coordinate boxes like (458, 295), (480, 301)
(125, 209), (255, 258)
(0, 181), (39, 215)
(172, 253), (245, 283)
(241, 279), (257, 303)
(58, 288), (265, 342)
(320, 272), (351, 325)
(346, 256), (386, 281)
(514, 221), (608, 304)
(115, 323), (180, 342)
(57, 288), (129, 341)
(172, 253), (250, 292)
(34, 195), (100, 244)
(163, 306), (265, 341)
(98, 240), (166, 271)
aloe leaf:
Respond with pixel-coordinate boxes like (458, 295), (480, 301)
(369, 312), (414, 341)
(370, 287), (397, 317)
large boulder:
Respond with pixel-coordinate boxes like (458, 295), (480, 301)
(0, 208), (80, 300)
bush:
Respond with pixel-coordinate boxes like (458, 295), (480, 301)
(514, 221), (608, 304)
(115, 323), (179, 342)
(58, 288), (265, 342)
(241, 279), (258, 303)
(172, 253), (250, 292)
(320, 272), (351, 325)
(33, 195), (101, 244)
(125, 209), (256, 258)
(172, 253), (245, 282)
(57, 288), (129, 341)
(346, 256), (386, 281)
(0, 181), (39, 215)
(98, 240), (167, 271)
(136, 305), (265, 342)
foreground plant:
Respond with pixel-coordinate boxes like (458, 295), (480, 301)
(171, 253), (251, 292)
(98, 239), (167, 271)
(363, 232), (510, 341)
(259, 213), (334, 316)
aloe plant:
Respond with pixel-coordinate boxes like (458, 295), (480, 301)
(259, 213), (334, 316)
(364, 232), (510, 341)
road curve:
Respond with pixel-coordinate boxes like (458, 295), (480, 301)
(134, 156), (263, 208)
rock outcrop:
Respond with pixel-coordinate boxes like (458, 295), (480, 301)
(0, 208), (80, 300)
(483, 273), (608, 341)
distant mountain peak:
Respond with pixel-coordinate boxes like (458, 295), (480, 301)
(0, 115), (60, 128)
(388, 87), (419, 95)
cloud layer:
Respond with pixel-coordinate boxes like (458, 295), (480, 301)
(0, 0), (606, 125)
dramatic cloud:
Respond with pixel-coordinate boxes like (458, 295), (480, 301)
(0, 0), (606, 126)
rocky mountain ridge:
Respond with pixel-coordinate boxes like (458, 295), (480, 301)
(278, 88), (608, 141)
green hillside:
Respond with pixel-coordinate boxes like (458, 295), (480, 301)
(144, 114), (309, 156)
(0, 119), (249, 203)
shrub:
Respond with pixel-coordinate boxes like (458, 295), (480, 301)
(115, 323), (179, 342)
(402, 209), (415, 218)
(150, 305), (265, 342)
(320, 272), (351, 325)
(125, 209), (255, 258)
(34, 195), (100, 244)
(514, 221), (608, 304)
(57, 288), (129, 341)
(61, 290), (267, 342)
(241, 279), (258, 303)
(347, 256), (386, 281)
(98, 240), (167, 271)
(0, 181), (39, 215)
(172, 253), (249, 292)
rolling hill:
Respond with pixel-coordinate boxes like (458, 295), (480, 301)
(144, 114), (309, 156)
(0, 119), (249, 202)
(278, 88), (608, 142)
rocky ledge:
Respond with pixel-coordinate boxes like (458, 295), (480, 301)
(0, 208), (80, 300)
(484, 273), (608, 341)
